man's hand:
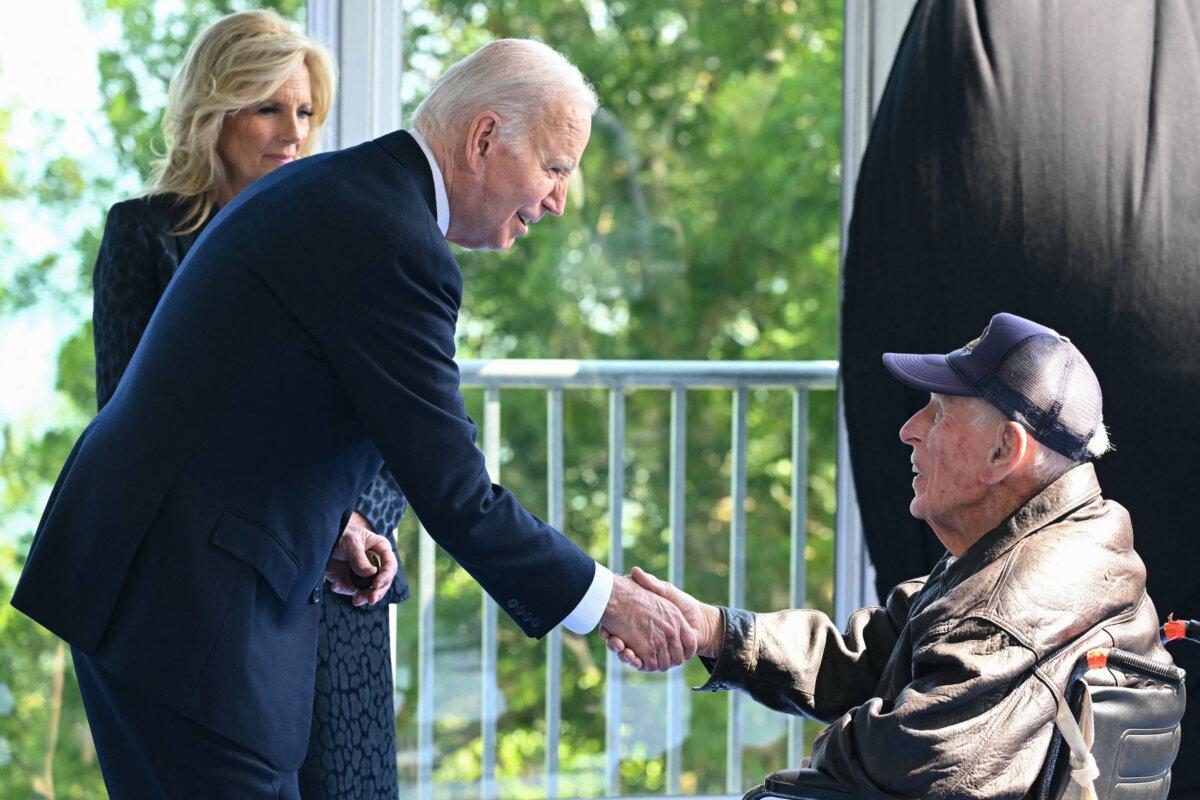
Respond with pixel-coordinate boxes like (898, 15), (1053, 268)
(325, 511), (397, 607)
(598, 568), (698, 672)
(600, 567), (722, 666)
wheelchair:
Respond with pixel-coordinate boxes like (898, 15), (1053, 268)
(742, 618), (1197, 800)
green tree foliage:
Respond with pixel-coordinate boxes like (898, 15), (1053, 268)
(0, 3), (303, 796)
(0, 60), (112, 800)
(0, 0), (843, 796)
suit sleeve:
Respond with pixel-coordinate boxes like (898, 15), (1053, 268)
(354, 467), (407, 537)
(93, 202), (172, 411)
(315, 236), (596, 637)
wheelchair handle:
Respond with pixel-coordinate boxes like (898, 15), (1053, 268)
(1087, 647), (1186, 684)
(1161, 616), (1200, 645)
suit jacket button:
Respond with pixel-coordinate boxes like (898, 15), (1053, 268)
(310, 586), (322, 604)
(521, 612), (533, 621)
(507, 599), (519, 608)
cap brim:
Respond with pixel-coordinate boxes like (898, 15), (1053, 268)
(882, 352), (976, 396)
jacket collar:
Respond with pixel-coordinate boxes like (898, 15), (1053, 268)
(408, 129), (450, 236)
(946, 462), (1103, 584)
(373, 130), (439, 226)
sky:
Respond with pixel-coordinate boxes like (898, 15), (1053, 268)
(0, 1), (110, 431)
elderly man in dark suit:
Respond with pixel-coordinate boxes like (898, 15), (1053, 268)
(12, 39), (694, 798)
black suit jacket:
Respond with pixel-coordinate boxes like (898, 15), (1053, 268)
(92, 193), (410, 603)
(13, 131), (596, 770)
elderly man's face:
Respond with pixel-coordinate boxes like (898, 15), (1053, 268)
(900, 394), (997, 538)
(450, 98), (591, 251)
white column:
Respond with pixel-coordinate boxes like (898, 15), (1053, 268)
(834, 0), (917, 622)
(307, 0), (404, 152)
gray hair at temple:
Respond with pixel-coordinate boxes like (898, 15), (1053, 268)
(410, 39), (598, 155)
(966, 400), (1111, 485)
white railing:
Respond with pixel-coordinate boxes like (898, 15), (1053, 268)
(405, 359), (861, 799)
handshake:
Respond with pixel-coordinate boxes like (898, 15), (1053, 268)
(597, 567), (723, 671)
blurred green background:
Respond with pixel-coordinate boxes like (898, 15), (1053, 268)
(0, 0), (843, 796)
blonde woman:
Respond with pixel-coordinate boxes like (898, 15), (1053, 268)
(90, 10), (407, 798)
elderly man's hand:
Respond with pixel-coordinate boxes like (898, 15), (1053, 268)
(325, 511), (397, 607)
(598, 569), (698, 672)
(600, 567), (722, 666)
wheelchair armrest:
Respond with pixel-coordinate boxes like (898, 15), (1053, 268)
(742, 768), (855, 799)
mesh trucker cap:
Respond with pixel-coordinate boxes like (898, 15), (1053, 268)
(882, 312), (1104, 461)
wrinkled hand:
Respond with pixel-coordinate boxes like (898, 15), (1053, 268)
(598, 568), (698, 672)
(600, 567), (722, 668)
(325, 511), (397, 607)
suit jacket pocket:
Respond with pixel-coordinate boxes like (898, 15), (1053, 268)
(210, 511), (300, 601)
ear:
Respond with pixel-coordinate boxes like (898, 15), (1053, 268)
(463, 111), (500, 172)
(982, 421), (1028, 485)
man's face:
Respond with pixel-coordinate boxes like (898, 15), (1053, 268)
(448, 98), (591, 251)
(899, 394), (997, 538)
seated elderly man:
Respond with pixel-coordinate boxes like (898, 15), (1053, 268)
(605, 312), (1172, 798)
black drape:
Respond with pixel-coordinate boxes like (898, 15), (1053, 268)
(841, 2), (1200, 794)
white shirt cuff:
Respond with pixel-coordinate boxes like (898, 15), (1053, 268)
(560, 563), (613, 634)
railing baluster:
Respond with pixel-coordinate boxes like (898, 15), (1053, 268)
(481, 388), (501, 800)
(389, 601), (398, 728)
(666, 386), (687, 794)
(788, 388), (810, 766)
(605, 386), (626, 797)
(417, 524), (436, 800)
(545, 388), (565, 799)
(389, 599), (400, 798)
(727, 387), (749, 795)
(833, 394), (872, 640)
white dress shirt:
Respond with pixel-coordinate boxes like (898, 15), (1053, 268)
(408, 129), (614, 634)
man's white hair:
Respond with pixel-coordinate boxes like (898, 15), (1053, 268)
(411, 39), (598, 155)
(965, 398), (1111, 485)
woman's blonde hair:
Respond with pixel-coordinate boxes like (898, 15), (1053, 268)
(145, 9), (336, 234)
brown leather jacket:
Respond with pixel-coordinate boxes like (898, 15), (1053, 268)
(698, 464), (1171, 799)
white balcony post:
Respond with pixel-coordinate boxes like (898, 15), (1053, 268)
(307, 0), (404, 153)
(834, 0), (917, 623)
